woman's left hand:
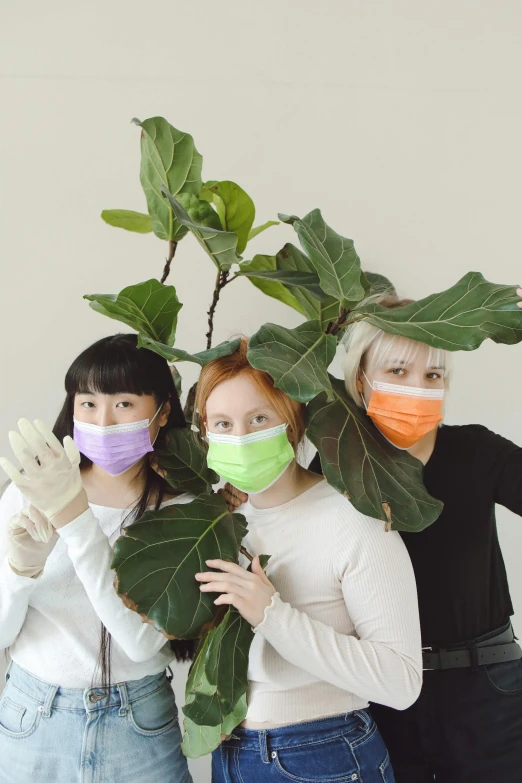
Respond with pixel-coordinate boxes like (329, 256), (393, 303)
(517, 287), (522, 308)
(196, 557), (276, 627)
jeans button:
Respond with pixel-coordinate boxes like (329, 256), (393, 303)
(351, 775), (358, 781)
(271, 751), (277, 759)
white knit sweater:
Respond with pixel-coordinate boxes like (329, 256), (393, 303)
(241, 480), (422, 724)
(0, 482), (193, 687)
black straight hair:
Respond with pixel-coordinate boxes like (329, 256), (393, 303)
(53, 333), (195, 688)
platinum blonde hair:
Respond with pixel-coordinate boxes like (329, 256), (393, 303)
(342, 293), (451, 408)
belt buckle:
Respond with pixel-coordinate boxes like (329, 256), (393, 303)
(422, 646), (436, 671)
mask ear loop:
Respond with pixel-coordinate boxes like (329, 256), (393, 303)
(359, 370), (411, 452)
(150, 402), (164, 446)
(359, 369), (374, 410)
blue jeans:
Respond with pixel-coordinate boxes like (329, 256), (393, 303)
(0, 662), (192, 783)
(212, 710), (394, 782)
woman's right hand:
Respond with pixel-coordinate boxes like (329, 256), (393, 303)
(219, 483), (248, 511)
(0, 419), (84, 523)
(7, 506), (58, 578)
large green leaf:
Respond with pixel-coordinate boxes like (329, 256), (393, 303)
(237, 255), (306, 315)
(112, 493), (247, 638)
(183, 607), (252, 727)
(101, 209), (153, 234)
(355, 272), (522, 351)
(280, 210), (365, 303)
(181, 555), (270, 757)
(248, 220), (279, 242)
(241, 243), (341, 328)
(182, 695), (247, 759)
(176, 193), (222, 231)
(84, 279), (182, 344)
(162, 187), (242, 271)
(273, 244), (339, 318)
(237, 269), (326, 301)
(248, 320), (337, 402)
(133, 117), (203, 241)
(155, 428), (219, 494)
(138, 335), (241, 366)
(361, 271), (396, 297)
(201, 181), (255, 255)
(306, 376), (443, 532)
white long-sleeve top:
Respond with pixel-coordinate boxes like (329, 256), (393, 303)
(0, 482), (193, 687)
(241, 479), (422, 724)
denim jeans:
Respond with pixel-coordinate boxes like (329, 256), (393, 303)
(212, 710), (394, 783)
(0, 662), (192, 783)
(371, 658), (522, 782)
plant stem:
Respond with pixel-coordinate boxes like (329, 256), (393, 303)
(205, 270), (230, 349)
(326, 307), (349, 336)
(160, 241), (178, 284)
(240, 546), (254, 562)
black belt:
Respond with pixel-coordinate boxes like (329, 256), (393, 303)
(422, 624), (522, 671)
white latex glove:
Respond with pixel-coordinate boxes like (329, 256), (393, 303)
(7, 506), (58, 578)
(0, 419), (83, 522)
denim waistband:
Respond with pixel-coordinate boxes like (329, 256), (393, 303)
(222, 710), (372, 752)
(5, 662), (168, 716)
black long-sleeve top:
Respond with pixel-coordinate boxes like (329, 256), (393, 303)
(309, 424), (522, 645)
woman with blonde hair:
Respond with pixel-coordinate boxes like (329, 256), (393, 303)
(194, 339), (422, 782)
(323, 292), (522, 782)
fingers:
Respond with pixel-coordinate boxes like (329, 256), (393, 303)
(517, 287), (522, 308)
(18, 419), (53, 460)
(203, 559), (251, 577)
(196, 569), (252, 587)
(62, 436), (81, 468)
(220, 484), (248, 510)
(251, 556), (270, 583)
(8, 431), (40, 476)
(0, 456), (28, 486)
(34, 420), (64, 457)
(199, 580), (249, 598)
(213, 594), (242, 608)
(21, 506), (54, 543)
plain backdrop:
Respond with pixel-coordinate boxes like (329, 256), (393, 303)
(1, 2), (521, 780)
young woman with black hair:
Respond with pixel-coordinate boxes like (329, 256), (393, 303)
(0, 334), (193, 783)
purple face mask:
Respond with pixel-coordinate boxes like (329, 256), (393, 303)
(73, 405), (163, 476)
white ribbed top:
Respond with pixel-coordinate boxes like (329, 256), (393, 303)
(0, 482), (193, 687)
(240, 480), (422, 724)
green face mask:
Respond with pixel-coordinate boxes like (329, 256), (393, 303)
(206, 423), (295, 494)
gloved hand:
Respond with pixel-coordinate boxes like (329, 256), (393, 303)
(7, 506), (58, 578)
(0, 419), (83, 522)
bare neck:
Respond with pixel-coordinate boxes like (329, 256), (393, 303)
(80, 459), (148, 509)
(248, 461), (324, 510)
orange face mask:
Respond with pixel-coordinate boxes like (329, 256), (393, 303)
(363, 374), (444, 449)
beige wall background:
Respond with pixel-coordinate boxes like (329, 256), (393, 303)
(1, 2), (521, 780)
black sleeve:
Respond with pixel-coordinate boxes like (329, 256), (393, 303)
(308, 451), (324, 476)
(477, 426), (522, 516)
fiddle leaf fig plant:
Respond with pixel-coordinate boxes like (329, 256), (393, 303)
(88, 115), (522, 758)
(112, 493), (247, 639)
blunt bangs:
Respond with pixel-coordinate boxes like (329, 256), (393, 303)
(364, 332), (449, 377)
(65, 334), (169, 400)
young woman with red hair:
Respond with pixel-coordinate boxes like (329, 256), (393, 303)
(194, 340), (422, 783)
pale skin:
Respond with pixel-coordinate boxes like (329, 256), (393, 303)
(195, 373), (323, 627)
(52, 392), (171, 529)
